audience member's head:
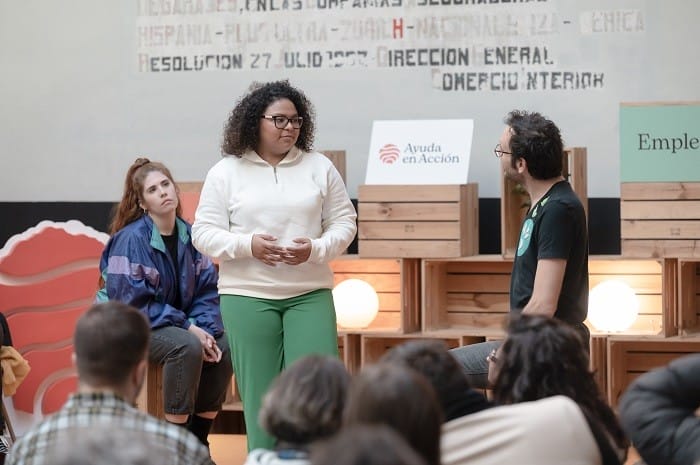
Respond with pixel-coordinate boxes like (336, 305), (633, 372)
(492, 314), (628, 452)
(74, 301), (150, 400)
(311, 425), (428, 465)
(344, 363), (442, 465)
(259, 355), (350, 448)
(50, 426), (171, 465)
(380, 340), (489, 421)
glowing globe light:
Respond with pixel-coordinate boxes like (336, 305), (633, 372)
(332, 279), (379, 329)
(588, 280), (639, 332)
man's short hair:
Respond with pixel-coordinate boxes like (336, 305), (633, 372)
(505, 110), (564, 180)
(74, 301), (149, 387)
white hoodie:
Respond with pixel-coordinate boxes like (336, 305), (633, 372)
(192, 148), (357, 299)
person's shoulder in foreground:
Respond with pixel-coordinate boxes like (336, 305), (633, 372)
(619, 353), (700, 465)
(441, 395), (602, 465)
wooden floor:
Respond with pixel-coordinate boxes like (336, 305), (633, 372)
(210, 434), (642, 465)
(210, 434), (247, 465)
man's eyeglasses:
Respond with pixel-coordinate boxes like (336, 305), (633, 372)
(494, 144), (512, 158)
(262, 115), (303, 129)
(486, 348), (498, 364)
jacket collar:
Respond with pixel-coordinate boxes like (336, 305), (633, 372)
(142, 215), (189, 253)
(240, 146), (302, 166)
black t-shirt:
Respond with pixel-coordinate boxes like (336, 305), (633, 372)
(510, 180), (589, 325)
(161, 233), (182, 311)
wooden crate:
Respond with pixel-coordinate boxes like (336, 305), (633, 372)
(357, 184), (478, 258)
(422, 255), (672, 336)
(422, 256), (511, 335)
(501, 147), (588, 257)
(360, 333), (463, 366)
(678, 260), (700, 334)
(330, 256), (420, 333)
(588, 257), (675, 336)
(178, 182), (203, 224)
(621, 182), (700, 258)
(607, 336), (700, 406)
(320, 150), (347, 184)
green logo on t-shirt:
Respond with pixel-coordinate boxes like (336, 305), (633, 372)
(517, 218), (534, 256)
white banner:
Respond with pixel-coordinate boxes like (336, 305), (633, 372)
(365, 119), (473, 184)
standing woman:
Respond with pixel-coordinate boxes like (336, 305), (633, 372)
(96, 158), (233, 450)
(192, 80), (357, 450)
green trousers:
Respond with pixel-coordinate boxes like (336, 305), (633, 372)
(221, 289), (339, 451)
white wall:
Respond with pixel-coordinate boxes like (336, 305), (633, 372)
(0, 0), (698, 201)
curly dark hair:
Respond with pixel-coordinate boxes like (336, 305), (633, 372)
(221, 80), (315, 156)
(493, 315), (629, 452)
(505, 110), (564, 180)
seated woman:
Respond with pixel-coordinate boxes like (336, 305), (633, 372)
(96, 158), (233, 448)
(489, 315), (629, 464)
(244, 355), (350, 465)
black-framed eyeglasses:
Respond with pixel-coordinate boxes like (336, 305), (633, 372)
(262, 115), (303, 129)
(494, 144), (512, 158)
(486, 349), (498, 363)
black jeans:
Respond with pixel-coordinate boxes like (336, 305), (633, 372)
(149, 326), (233, 415)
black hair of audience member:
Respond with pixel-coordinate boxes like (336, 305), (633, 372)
(259, 355), (350, 448)
(492, 314), (629, 453)
(344, 363), (442, 465)
(380, 340), (492, 422)
(311, 425), (428, 465)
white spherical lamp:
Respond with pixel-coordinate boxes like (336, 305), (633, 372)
(587, 280), (639, 332)
(332, 279), (379, 329)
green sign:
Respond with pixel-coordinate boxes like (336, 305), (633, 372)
(620, 103), (700, 182)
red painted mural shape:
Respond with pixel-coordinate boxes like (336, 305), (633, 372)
(0, 221), (108, 419)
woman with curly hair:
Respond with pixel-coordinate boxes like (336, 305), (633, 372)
(192, 80), (357, 450)
(490, 315), (629, 464)
(96, 158), (233, 450)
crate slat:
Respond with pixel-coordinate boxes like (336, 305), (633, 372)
(359, 203), (460, 221)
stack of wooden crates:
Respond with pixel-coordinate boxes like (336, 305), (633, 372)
(341, 148), (700, 407)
